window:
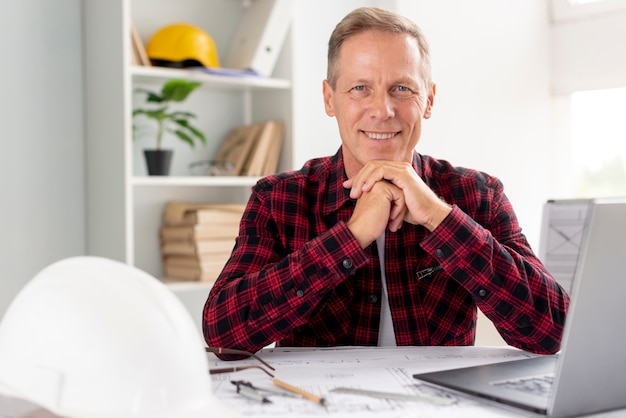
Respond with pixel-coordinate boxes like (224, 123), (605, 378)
(569, 88), (626, 198)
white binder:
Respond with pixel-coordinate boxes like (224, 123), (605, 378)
(224, 0), (292, 77)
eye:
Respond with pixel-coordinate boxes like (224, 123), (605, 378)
(391, 85), (416, 98)
(347, 85), (370, 98)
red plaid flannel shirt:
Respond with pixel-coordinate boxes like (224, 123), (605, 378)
(203, 150), (569, 355)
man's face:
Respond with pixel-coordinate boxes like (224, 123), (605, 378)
(323, 30), (435, 178)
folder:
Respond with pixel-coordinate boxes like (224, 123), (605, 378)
(224, 0), (292, 77)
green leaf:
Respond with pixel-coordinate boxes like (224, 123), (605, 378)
(173, 119), (206, 146)
(174, 130), (195, 147)
(169, 111), (196, 119)
(135, 88), (166, 103)
(144, 108), (168, 120)
(176, 120), (206, 144)
(161, 79), (202, 102)
(145, 92), (166, 103)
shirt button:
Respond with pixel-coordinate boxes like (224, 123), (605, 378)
(342, 259), (353, 269)
(435, 249), (444, 258)
(477, 288), (487, 298)
(296, 289), (304, 297)
(368, 294), (378, 304)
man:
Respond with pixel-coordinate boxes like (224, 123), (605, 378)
(203, 7), (569, 356)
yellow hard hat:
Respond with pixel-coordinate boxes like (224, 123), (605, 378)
(146, 23), (220, 68)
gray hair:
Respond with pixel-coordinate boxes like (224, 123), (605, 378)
(327, 7), (432, 89)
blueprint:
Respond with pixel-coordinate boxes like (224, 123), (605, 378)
(208, 346), (537, 417)
(538, 199), (591, 295)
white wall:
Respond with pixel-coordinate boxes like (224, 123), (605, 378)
(0, 0), (85, 317)
(551, 6), (626, 94)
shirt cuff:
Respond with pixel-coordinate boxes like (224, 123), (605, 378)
(420, 205), (489, 282)
(310, 221), (369, 280)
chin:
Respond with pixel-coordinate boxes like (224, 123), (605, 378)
(363, 150), (407, 162)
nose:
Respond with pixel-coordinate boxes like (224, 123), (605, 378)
(368, 91), (394, 120)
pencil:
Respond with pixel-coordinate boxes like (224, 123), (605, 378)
(272, 378), (329, 407)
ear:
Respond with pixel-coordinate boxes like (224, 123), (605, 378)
(322, 80), (335, 117)
(424, 83), (436, 119)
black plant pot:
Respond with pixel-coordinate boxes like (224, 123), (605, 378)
(144, 149), (173, 176)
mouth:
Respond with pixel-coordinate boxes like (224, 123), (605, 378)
(363, 131), (399, 140)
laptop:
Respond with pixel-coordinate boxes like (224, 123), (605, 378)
(413, 198), (626, 417)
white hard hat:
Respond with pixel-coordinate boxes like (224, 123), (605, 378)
(0, 256), (237, 418)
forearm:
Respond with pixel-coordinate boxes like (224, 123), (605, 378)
(422, 206), (570, 354)
(203, 222), (367, 354)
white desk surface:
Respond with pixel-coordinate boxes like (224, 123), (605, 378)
(1, 346), (623, 417)
(208, 345), (626, 418)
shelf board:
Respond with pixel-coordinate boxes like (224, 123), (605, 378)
(131, 65), (291, 90)
(132, 175), (261, 187)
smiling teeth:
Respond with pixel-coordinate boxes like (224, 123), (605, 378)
(366, 132), (395, 139)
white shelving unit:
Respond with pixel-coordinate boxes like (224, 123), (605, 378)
(83, 0), (294, 295)
(131, 175), (261, 187)
(132, 65), (291, 90)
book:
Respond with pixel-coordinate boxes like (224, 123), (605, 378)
(160, 231), (238, 249)
(161, 238), (235, 256)
(130, 22), (151, 66)
(163, 253), (231, 282)
(243, 120), (284, 176)
(214, 123), (263, 175)
(164, 253), (232, 270)
(260, 120), (284, 176)
(162, 202), (246, 226)
(163, 264), (223, 282)
(180, 210), (242, 227)
(243, 121), (273, 176)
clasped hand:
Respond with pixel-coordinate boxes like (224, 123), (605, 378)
(343, 160), (452, 248)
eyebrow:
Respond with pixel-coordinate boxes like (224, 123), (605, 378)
(344, 76), (421, 88)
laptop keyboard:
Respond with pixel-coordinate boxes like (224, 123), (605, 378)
(491, 373), (555, 396)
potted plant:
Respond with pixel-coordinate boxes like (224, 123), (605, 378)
(133, 78), (206, 175)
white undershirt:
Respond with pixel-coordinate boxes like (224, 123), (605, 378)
(376, 232), (397, 346)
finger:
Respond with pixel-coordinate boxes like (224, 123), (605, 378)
(389, 202), (404, 221)
(388, 215), (404, 232)
(388, 205), (406, 232)
(348, 164), (387, 198)
(347, 173), (371, 198)
(350, 181), (373, 199)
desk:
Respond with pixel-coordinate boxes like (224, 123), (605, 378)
(208, 346), (626, 418)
